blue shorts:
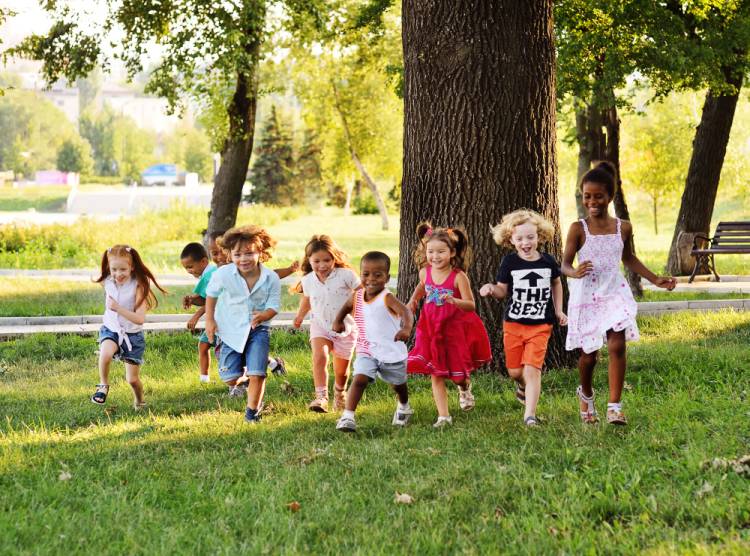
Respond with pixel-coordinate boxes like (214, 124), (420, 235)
(99, 326), (145, 366)
(218, 326), (270, 383)
(199, 330), (217, 346)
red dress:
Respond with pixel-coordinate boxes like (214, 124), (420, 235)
(408, 267), (492, 382)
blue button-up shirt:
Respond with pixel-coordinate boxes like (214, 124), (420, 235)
(205, 263), (281, 353)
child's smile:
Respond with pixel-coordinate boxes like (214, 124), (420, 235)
(360, 261), (389, 300)
(108, 256), (133, 284)
(510, 222), (540, 261)
(582, 182), (611, 217)
(426, 239), (453, 270)
(231, 243), (261, 274)
(309, 250), (335, 280)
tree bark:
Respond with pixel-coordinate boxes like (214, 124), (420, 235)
(207, 68), (259, 235)
(604, 105), (643, 297)
(666, 74), (743, 276)
(574, 103), (604, 219)
(332, 81), (389, 230)
(400, 0), (573, 369)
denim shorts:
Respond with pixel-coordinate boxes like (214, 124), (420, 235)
(99, 325), (146, 365)
(218, 326), (270, 382)
(353, 355), (407, 385)
(199, 330), (217, 346)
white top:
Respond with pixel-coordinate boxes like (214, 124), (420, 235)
(102, 276), (142, 350)
(354, 289), (408, 363)
(301, 267), (360, 331)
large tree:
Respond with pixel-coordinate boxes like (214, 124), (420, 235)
(10, 0), (322, 234)
(399, 0), (570, 369)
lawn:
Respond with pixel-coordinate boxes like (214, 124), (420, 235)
(0, 185), (69, 212)
(1, 311), (748, 554)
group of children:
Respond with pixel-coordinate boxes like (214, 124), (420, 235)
(90, 161), (676, 429)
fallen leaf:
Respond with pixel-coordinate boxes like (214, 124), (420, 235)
(695, 481), (713, 498)
(394, 492), (414, 504)
(287, 501), (301, 512)
(494, 507), (504, 520)
(58, 471), (72, 481)
(280, 381), (295, 394)
(548, 527), (559, 536)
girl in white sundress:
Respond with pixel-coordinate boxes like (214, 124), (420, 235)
(562, 162), (676, 426)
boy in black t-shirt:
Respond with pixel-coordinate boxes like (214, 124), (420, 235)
(480, 209), (567, 426)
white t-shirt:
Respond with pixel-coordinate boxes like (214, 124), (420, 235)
(301, 267), (360, 331)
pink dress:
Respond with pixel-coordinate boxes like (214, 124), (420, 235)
(566, 218), (639, 354)
(408, 267), (492, 382)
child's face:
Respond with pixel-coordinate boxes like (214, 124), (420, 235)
(582, 181), (612, 217)
(108, 255), (133, 284)
(309, 249), (334, 278)
(360, 259), (389, 298)
(510, 222), (540, 260)
(426, 239), (454, 270)
(208, 238), (228, 266)
(181, 256), (208, 278)
(230, 241), (261, 275)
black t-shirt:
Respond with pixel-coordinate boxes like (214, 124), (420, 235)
(495, 252), (561, 324)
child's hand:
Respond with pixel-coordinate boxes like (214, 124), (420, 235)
(289, 260), (300, 273)
(331, 320), (345, 334)
(182, 294), (193, 310)
(293, 314), (304, 329)
(250, 311), (265, 329)
(407, 299), (419, 314)
(572, 261), (593, 278)
(394, 327), (411, 341)
(557, 311), (568, 326)
(106, 295), (120, 312)
(444, 294), (455, 305)
(205, 318), (217, 343)
(187, 313), (200, 331)
(479, 284), (495, 298)
(654, 276), (677, 290)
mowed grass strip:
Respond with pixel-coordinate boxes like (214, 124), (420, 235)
(0, 312), (749, 554)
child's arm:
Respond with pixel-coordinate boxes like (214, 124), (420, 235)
(187, 306), (205, 331)
(204, 296), (218, 343)
(621, 221), (677, 290)
(107, 288), (147, 325)
(406, 268), (427, 313)
(551, 276), (567, 325)
(384, 292), (414, 341)
(446, 271), (476, 312)
(274, 260), (300, 280)
(294, 295), (311, 328)
(332, 293), (355, 334)
(561, 222), (593, 278)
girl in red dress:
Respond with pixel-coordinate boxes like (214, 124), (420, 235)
(407, 223), (492, 427)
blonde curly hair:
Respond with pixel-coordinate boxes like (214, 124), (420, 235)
(491, 209), (555, 248)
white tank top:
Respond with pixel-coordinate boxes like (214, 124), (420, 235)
(354, 289), (408, 363)
(102, 276), (142, 349)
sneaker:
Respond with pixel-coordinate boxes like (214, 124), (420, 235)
(336, 415), (357, 432)
(199, 374), (210, 383)
(271, 357), (287, 376)
(607, 408), (627, 426)
(228, 384), (247, 398)
(133, 401), (147, 411)
(392, 406), (414, 427)
(244, 407), (262, 424)
(433, 415), (453, 428)
(333, 388), (346, 411)
(308, 394), (329, 413)
(458, 387), (475, 411)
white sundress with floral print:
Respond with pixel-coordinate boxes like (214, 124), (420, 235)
(566, 217), (639, 354)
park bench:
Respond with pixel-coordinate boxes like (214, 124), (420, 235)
(689, 221), (750, 283)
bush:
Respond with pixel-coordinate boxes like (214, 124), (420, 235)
(80, 175), (124, 185)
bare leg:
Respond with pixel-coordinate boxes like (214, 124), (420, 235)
(605, 330), (627, 403)
(392, 382), (409, 404)
(198, 342), (211, 377)
(345, 374), (370, 412)
(332, 354), (351, 392)
(246, 376), (266, 411)
(98, 340), (118, 385)
(310, 338), (333, 393)
(522, 364), (542, 419)
(431, 375), (450, 417)
(578, 349), (598, 412)
(124, 362), (144, 405)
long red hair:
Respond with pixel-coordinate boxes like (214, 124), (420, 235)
(94, 245), (167, 310)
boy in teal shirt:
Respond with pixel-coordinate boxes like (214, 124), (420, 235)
(181, 243), (217, 383)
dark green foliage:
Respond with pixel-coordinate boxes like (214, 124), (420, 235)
(249, 106), (295, 205)
(56, 138), (93, 174)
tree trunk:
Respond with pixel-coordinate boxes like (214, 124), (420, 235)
(604, 105), (643, 297)
(331, 81), (389, 230)
(666, 75), (743, 276)
(207, 68), (259, 235)
(400, 0), (573, 369)
(574, 103), (604, 219)
(652, 196), (658, 235)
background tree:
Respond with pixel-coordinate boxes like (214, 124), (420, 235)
(80, 107), (118, 177)
(165, 125), (214, 182)
(56, 138), (94, 175)
(399, 0), (569, 368)
(249, 105), (295, 205)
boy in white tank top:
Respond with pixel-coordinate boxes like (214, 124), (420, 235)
(332, 252), (414, 432)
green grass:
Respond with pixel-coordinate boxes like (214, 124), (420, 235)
(640, 290), (749, 302)
(0, 186), (69, 212)
(1, 311), (749, 554)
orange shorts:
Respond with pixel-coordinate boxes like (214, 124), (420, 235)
(503, 321), (553, 370)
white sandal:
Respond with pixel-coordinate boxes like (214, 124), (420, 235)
(576, 386), (598, 424)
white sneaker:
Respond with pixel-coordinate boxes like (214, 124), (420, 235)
(199, 374), (210, 383)
(458, 387), (475, 411)
(392, 405), (414, 427)
(433, 415), (453, 428)
(336, 415), (357, 432)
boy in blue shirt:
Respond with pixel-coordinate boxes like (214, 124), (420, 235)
(181, 242), (217, 383)
(205, 226), (282, 423)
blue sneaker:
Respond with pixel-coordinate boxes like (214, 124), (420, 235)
(244, 407), (261, 424)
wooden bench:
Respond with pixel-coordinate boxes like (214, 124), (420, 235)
(689, 221), (750, 283)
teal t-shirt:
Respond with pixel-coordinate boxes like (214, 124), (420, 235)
(193, 264), (217, 299)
